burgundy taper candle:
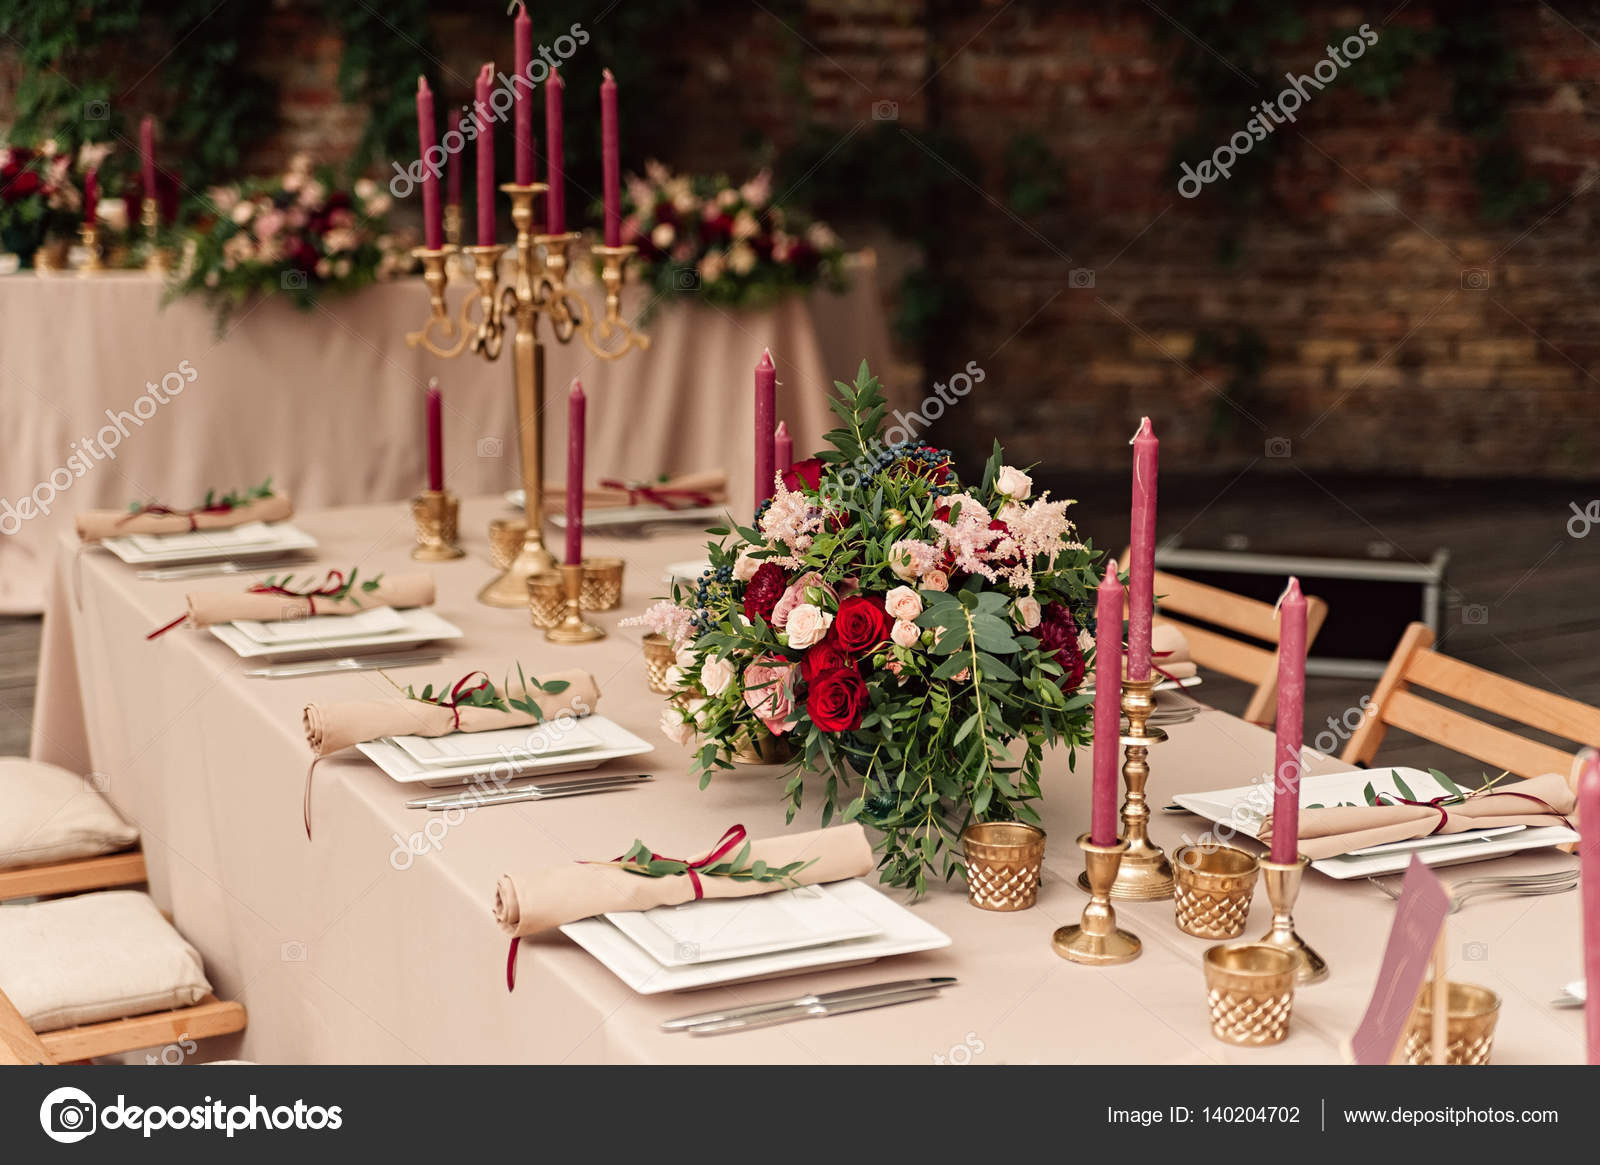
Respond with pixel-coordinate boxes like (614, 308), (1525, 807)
(513, 4), (534, 186)
(1127, 417), (1158, 681)
(601, 69), (621, 247)
(84, 168), (98, 228)
(475, 64), (496, 246)
(545, 69), (566, 235)
(1270, 577), (1307, 865)
(564, 379), (586, 566)
(1091, 565), (1124, 846)
(1580, 751), (1600, 1063)
(425, 379), (444, 493)
(415, 77), (443, 251)
(775, 420), (794, 475)
(754, 350), (776, 505)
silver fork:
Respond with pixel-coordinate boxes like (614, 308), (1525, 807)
(1369, 868), (1577, 912)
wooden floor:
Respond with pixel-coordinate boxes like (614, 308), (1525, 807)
(4, 470), (1597, 775)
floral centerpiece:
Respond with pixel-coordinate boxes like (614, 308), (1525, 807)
(628, 363), (1103, 891)
(0, 140), (99, 266)
(169, 153), (416, 329)
(618, 161), (847, 312)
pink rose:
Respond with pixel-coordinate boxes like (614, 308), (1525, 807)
(884, 585), (922, 622)
(923, 569), (950, 592)
(891, 619), (921, 648)
(771, 570), (836, 630)
(785, 603), (833, 649)
(742, 659), (797, 735)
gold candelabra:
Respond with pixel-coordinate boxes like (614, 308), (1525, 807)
(404, 182), (649, 607)
(1079, 676), (1175, 900)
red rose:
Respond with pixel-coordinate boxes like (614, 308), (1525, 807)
(781, 457), (823, 493)
(800, 634), (851, 683)
(807, 667), (868, 732)
(742, 562), (787, 624)
(832, 594), (890, 653)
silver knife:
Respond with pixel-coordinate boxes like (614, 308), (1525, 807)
(686, 986), (944, 1035)
(243, 653), (444, 678)
(139, 557), (309, 581)
(661, 976), (958, 1031)
(406, 772), (653, 810)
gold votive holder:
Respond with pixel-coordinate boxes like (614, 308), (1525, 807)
(1173, 844), (1260, 939)
(959, 822), (1046, 911)
(410, 490), (464, 561)
(1083, 676), (1174, 900)
(1257, 854), (1328, 985)
(545, 561), (605, 643)
(581, 556), (625, 611)
(527, 571), (566, 629)
(729, 726), (795, 766)
(641, 633), (677, 694)
(489, 517), (527, 571)
(1203, 942), (1297, 1046)
(1402, 981), (1500, 1065)
(1053, 833), (1141, 965)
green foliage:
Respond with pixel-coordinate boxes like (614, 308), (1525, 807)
(321, 0), (436, 173)
(405, 665), (571, 722)
(612, 838), (817, 887)
(1003, 132), (1065, 218)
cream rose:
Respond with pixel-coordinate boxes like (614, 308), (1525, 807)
(885, 585), (923, 622)
(1014, 596), (1042, 630)
(659, 707), (693, 745)
(733, 548), (762, 582)
(923, 569), (950, 592)
(891, 619), (921, 648)
(785, 603), (833, 649)
(700, 655), (735, 697)
(996, 466), (1033, 500)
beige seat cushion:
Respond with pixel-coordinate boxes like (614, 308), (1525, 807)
(0, 890), (211, 1032)
(0, 757), (139, 869)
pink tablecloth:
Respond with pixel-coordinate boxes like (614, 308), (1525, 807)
(0, 264), (890, 612)
(30, 498), (1587, 1063)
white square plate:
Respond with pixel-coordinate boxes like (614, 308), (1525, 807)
(355, 714), (653, 787)
(234, 606), (409, 645)
(562, 877), (951, 994)
(207, 607), (462, 661)
(392, 720), (604, 766)
(605, 882), (884, 967)
(1173, 766), (1580, 878)
(103, 522), (318, 565)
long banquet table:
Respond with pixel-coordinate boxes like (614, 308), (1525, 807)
(0, 263), (890, 613)
(31, 497), (1588, 1064)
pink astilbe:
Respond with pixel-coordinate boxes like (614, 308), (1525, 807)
(930, 492), (1006, 582)
(758, 479), (825, 567)
(620, 600), (696, 649)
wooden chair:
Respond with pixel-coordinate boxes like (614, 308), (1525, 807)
(0, 848), (246, 1064)
(1341, 622), (1600, 778)
(1119, 551), (1329, 723)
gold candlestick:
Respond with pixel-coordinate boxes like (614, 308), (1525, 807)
(1079, 676), (1174, 900)
(141, 196), (169, 274)
(1053, 834), (1141, 965)
(546, 562), (605, 643)
(404, 181), (647, 609)
(1257, 855), (1328, 984)
(79, 224), (103, 273)
(410, 490), (464, 561)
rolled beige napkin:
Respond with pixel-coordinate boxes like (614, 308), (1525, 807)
(494, 823), (875, 938)
(303, 668), (600, 758)
(1263, 771), (1577, 861)
(76, 492), (294, 542)
(541, 470), (726, 512)
(185, 572), (435, 627)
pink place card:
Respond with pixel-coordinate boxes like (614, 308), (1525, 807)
(1349, 855), (1451, 1064)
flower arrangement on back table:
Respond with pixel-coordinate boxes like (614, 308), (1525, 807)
(0, 140), (101, 266)
(169, 153), (417, 330)
(618, 162), (847, 312)
(628, 362), (1104, 891)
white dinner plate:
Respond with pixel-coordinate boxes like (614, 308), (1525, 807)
(605, 882), (884, 967)
(392, 720), (604, 766)
(1173, 766), (1581, 879)
(207, 607), (463, 661)
(102, 521), (318, 566)
(562, 877), (951, 994)
(355, 714), (653, 787)
(233, 606), (409, 645)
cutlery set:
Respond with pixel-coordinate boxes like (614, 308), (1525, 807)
(137, 556), (314, 581)
(1368, 868), (1578, 912)
(405, 772), (653, 810)
(661, 977), (958, 1035)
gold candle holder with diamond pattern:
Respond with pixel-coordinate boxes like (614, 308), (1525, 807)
(1053, 833), (1141, 964)
(1173, 844), (1260, 939)
(641, 633), (677, 694)
(1080, 676), (1173, 900)
(1257, 854), (1328, 984)
(489, 518), (527, 571)
(959, 822), (1046, 911)
(1401, 981), (1499, 1065)
(527, 571), (566, 629)
(1203, 942), (1296, 1046)
(580, 557), (624, 610)
(410, 490), (464, 561)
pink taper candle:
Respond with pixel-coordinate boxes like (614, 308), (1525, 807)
(601, 69), (621, 248)
(544, 69), (566, 235)
(84, 168), (98, 227)
(415, 77), (443, 251)
(564, 379), (586, 566)
(1270, 578), (1307, 865)
(774, 420), (794, 475)
(754, 350), (776, 505)
(513, 4), (534, 186)
(1091, 565), (1125, 846)
(475, 64), (496, 246)
(1580, 751), (1600, 1063)
(139, 115), (156, 202)
(425, 379), (444, 493)
(1127, 417), (1158, 681)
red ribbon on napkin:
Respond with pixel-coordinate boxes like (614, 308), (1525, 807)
(118, 499), (238, 532)
(147, 568), (362, 641)
(597, 478), (716, 511)
(1374, 788), (1573, 837)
